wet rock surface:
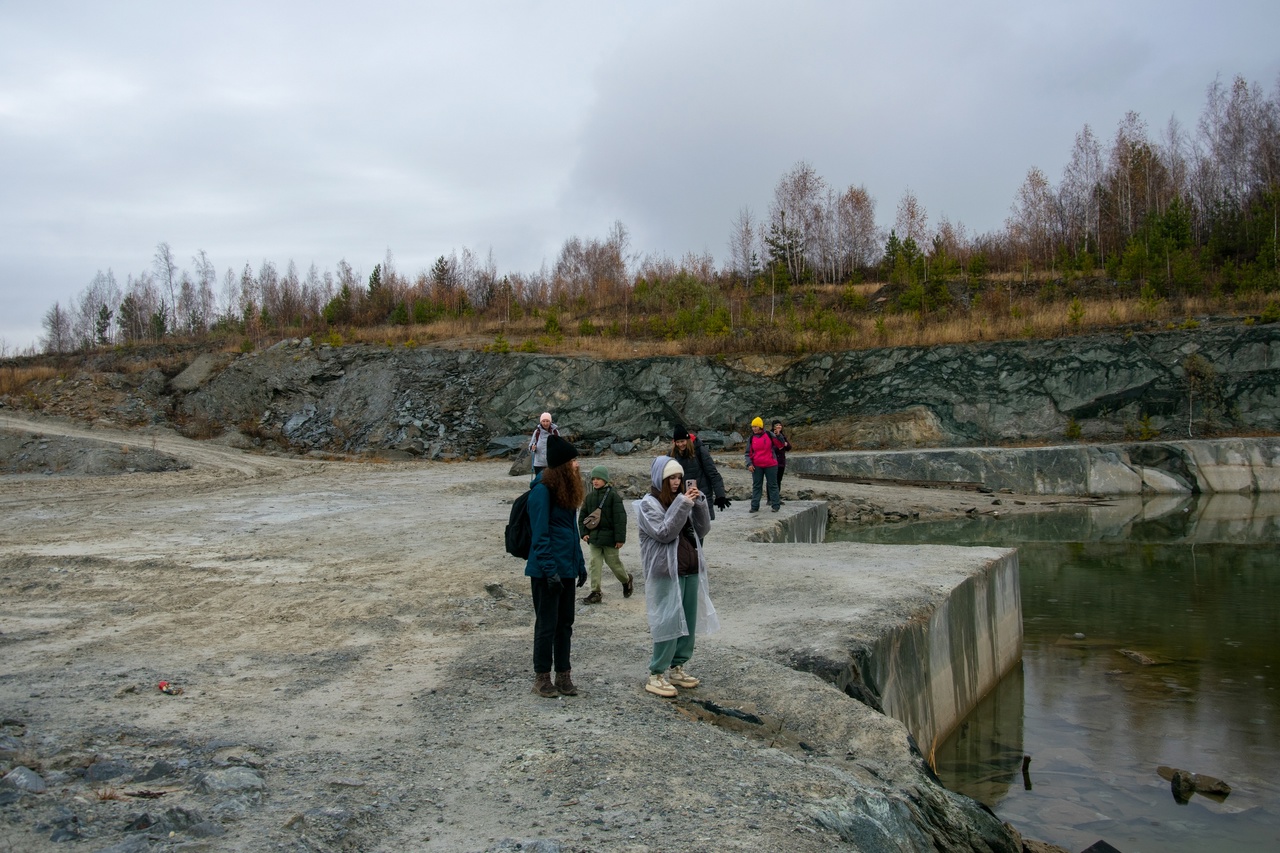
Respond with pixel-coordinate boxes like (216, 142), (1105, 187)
(1157, 765), (1233, 802)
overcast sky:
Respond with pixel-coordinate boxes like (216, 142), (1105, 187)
(3, 1), (1279, 353)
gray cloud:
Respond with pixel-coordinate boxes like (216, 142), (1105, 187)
(2, 0), (1279, 351)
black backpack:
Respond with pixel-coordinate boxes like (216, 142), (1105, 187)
(504, 488), (534, 559)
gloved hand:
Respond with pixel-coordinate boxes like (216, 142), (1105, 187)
(714, 495), (731, 511)
(576, 570), (587, 588)
(546, 575), (563, 592)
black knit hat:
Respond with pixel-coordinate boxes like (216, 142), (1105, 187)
(672, 424), (690, 441)
(545, 434), (578, 469)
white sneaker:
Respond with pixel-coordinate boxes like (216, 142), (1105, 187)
(644, 673), (677, 698)
(667, 665), (700, 688)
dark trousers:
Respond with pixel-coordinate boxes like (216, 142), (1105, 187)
(777, 464), (786, 489)
(751, 465), (780, 510)
(530, 577), (576, 674)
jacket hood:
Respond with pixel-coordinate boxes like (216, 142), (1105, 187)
(650, 455), (680, 490)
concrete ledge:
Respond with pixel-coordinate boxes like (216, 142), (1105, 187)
(711, 507), (1022, 769)
(789, 436), (1280, 496)
(866, 549), (1022, 765)
(745, 502), (828, 543)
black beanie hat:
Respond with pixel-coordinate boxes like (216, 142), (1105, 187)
(546, 434), (578, 469)
(673, 425), (690, 441)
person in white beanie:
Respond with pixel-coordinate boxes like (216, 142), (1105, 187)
(634, 455), (719, 698)
(528, 412), (559, 477)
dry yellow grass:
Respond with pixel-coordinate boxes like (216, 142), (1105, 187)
(0, 364), (60, 395)
(343, 290), (1261, 357)
(16, 284), (1269, 372)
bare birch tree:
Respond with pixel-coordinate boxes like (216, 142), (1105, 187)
(73, 269), (122, 348)
(1060, 124), (1104, 259)
(153, 242), (179, 331)
(1107, 111), (1154, 244)
(727, 206), (759, 283)
(836, 184), (880, 275)
(1008, 167), (1057, 270)
(41, 302), (72, 353)
(769, 161), (826, 284)
(192, 250), (218, 333)
(895, 189), (931, 247)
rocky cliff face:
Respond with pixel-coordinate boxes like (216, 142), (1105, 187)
(169, 322), (1279, 458)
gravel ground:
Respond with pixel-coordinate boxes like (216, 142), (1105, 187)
(0, 430), (187, 478)
(0, 414), (1071, 852)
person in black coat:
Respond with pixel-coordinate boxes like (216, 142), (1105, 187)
(670, 425), (730, 522)
(771, 420), (793, 489)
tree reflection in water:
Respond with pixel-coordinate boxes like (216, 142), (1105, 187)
(829, 494), (1280, 853)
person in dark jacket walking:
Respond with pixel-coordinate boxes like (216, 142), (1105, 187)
(670, 425), (731, 521)
(524, 435), (588, 697)
(578, 465), (632, 604)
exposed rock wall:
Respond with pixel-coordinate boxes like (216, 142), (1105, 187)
(169, 323), (1280, 458)
(791, 437), (1280, 496)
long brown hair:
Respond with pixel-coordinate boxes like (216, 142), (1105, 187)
(542, 462), (584, 510)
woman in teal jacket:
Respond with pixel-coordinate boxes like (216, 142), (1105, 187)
(524, 435), (587, 697)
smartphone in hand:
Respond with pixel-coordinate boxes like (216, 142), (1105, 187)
(686, 478), (697, 494)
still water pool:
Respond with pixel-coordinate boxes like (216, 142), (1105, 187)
(828, 494), (1280, 853)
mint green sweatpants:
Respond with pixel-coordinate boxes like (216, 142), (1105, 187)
(649, 573), (700, 674)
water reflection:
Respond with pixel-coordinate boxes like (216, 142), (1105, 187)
(940, 663), (1026, 805)
(828, 494), (1280, 853)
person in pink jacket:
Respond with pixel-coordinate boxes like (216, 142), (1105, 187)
(743, 416), (784, 512)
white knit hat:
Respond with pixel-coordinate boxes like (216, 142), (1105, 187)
(661, 458), (684, 481)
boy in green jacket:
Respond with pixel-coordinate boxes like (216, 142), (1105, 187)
(579, 465), (633, 603)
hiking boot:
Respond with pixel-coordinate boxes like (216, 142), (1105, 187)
(583, 590), (603, 604)
(622, 575), (634, 598)
(532, 672), (559, 698)
(749, 507), (759, 513)
(644, 673), (677, 698)
(771, 506), (780, 512)
(667, 665), (700, 688)
(554, 670), (578, 696)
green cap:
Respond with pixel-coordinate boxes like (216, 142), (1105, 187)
(589, 465), (610, 482)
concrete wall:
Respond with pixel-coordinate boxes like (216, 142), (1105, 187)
(720, 490), (1025, 770)
(746, 502), (828, 543)
(865, 549), (1023, 766)
(790, 436), (1280, 496)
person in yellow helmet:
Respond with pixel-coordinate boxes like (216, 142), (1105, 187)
(743, 417), (784, 512)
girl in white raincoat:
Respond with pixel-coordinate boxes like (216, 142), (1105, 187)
(635, 455), (720, 697)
